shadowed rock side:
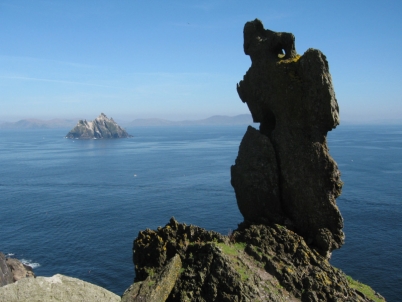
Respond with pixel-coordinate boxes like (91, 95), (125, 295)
(66, 113), (132, 139)
(232, 19), (344, 257)
(132, 218), (378, 302)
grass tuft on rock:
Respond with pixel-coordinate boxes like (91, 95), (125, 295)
(216, 242), (246, 256)
(346, 275), (385, 302)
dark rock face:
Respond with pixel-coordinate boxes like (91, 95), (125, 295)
(232, 19), (344, 257)
(66, 113), (132, 139)
(132, 219), (375, 302)
(231, 126), (283, 225)
(133, 218), (299, 302)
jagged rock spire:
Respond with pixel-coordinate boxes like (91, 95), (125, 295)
(231, 19), (344, 257)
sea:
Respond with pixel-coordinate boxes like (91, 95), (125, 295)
(0, 124), (401, 301)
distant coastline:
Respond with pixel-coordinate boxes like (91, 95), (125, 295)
(0, 114), (256, 129)
(1, 114), (401, 129)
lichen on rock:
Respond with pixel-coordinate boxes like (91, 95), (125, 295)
(132, 218), (379, 302)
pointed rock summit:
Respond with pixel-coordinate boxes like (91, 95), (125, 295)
(66, 113), (132, 139)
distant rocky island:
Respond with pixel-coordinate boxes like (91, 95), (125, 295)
(65, 113), (132, 139)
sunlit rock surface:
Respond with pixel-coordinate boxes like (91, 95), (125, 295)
(0, 274), (120, 302)
(66, 113), (132, 139)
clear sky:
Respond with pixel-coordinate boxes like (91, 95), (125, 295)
(1, 1), (401, 123)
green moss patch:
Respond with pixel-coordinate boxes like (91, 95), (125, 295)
(216, 242), (246, 256)
(346, 275), (385, 302)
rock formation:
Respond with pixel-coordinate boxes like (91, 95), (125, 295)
(122, 254), (182, 302)
(0, 253), (35, 287)
(66, 113), (132, 139)
(231, 19), (344, 257)
(132, 218), (380, 302)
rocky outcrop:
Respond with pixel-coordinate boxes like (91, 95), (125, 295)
(0, 253), (35, 287)
(132, 218), (380, 302)
(0, 274), (120, 302)
(133, 218), (292, 302)
(5, 258), (35, 282)
(0, 253), (13, 287)
(122, 254), (182, 302)
(231, 19), (344, 257)
(66, 113), (132, 139)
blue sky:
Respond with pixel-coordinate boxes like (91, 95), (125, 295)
(1, 1), (401, 123)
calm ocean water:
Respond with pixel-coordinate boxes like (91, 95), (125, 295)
(0, 125), (401, 300)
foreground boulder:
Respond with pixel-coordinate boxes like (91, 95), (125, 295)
(132, 218), (380, 302)
(66, 113), (132, 139)
(232, 19), (344, 257)
(0, 274), (120, 302)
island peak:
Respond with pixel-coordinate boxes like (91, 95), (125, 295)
(66, 113), (132, 139)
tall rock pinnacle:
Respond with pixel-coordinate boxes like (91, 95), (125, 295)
(231, 19), (344, 257)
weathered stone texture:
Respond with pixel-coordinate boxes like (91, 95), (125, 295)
(122, 254), (182, 302)
(133, 218), (300, 302)
(132, 219), (378, 302)
(6, 258), (35, 282)
(0, 253), (35, 287)
(0, 274), (120, 302)
(231, 126), (283, 225)
(232, 19), (344, 256)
